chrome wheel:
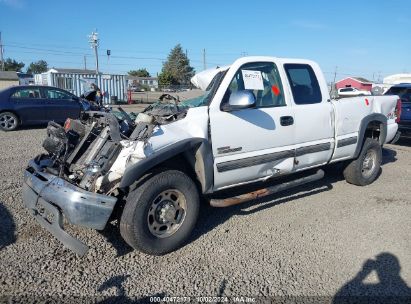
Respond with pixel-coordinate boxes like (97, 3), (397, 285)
(147, 189), (187, 238)
(0, 113), (18, 131)
(361, 150), (377, 178)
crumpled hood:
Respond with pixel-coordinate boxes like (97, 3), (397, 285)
(190, 65), (230, 90)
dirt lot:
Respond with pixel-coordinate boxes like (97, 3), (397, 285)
(0, 127), (410, 302)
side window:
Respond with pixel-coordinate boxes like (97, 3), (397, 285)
(11, 88), (42, 99)
(223, 62), (285, 108)
(284, 64), (322, 105)
(46, 89), (72, 100)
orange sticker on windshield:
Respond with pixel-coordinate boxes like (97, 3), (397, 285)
(272, 85), (280, 96)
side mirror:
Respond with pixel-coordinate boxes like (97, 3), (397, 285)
(224, 90), (256, 111)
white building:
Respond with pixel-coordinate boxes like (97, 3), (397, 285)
(383, 74), (411, 85)
(0, 71), (19, 90)
(127, 76), (159, 90)
(34, 68), (127, 103)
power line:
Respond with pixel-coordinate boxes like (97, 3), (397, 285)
(6, 40), (239, 60)
(6, 41), (91, 51)
(4, 41), (223, 66)
(4, 44), (93, 56)
(10, 39), (389, 76)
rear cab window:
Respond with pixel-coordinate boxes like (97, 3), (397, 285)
(284, 64), (322, 105)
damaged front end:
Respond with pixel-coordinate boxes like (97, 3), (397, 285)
(23, 103), (189, 256)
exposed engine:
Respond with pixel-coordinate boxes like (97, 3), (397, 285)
(37, 102), (188, 194)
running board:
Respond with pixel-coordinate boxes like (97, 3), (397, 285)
(210, 169), (325, 208)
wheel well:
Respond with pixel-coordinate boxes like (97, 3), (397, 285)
(111, 153), (203, 222)
(0, 110), (20, 122)
(119, 153), (201, 198)
(364, 120), (383, 144)
(152, 153), (203, 191)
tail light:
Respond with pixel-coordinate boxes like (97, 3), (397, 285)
(64, 118), (71, 132)
(395, 99), (402, 123)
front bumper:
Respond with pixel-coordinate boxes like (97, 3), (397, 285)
(22, 159), (117, 256)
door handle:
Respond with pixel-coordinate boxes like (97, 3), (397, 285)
(280, 116), (294, 126)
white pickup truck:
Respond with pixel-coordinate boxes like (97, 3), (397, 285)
(22, 57), (400, 256)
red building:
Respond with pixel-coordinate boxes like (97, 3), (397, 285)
(335, 77), (373, 91)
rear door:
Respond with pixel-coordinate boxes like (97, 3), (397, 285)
(42, 87), (81, 123)
(9, 87), (47, 124)
(283, 63), (334, 170)
(209, 61), (296, 189)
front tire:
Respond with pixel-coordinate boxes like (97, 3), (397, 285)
(343, 138), (382, 186)
(120, 169), (200, 255)
(0, 112), (19, 131)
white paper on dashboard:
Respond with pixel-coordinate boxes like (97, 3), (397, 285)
(241, 70), (264, 90)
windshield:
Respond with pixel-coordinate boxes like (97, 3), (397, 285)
(179, 92), (209, 108)
(385, 87), (409, 96)
(179, 70), (227, 108)
(385, 86), (411, 102)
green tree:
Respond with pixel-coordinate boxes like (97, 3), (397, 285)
(1, 58), (25, 72)
(158, 44), (195, 85)
(128, 68), (150, 77)
(158, 70), (174, 86)
(27, 60), (48, 74)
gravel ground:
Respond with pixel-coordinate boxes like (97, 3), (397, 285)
(0, 128), (410, 303)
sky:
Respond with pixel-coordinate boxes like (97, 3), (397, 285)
(0, 0), (410, 82)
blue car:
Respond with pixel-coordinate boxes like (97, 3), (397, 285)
(385, 84), (411, 136)
(0, 85), (88, 131)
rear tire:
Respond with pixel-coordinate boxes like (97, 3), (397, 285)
(120, 169), (200, 255)
(343, 138), (382, 186)
(0, 112), (19, 131)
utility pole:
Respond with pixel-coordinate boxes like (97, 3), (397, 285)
(202, 48), (206, 70)
(88, 31), (99, 74)
(84, 55), (87, 70)
(330, 66), (338, 96)
(333, 66), (338, 84)
(0, 32), (4, 71)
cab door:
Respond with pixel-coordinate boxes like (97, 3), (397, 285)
(208, 61), (296, 190)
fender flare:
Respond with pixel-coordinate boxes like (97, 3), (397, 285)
(354, 113), (387, 158)
(119, 138), (212, 190)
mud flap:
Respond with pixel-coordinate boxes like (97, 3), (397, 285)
(388, 131), (401, 144)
